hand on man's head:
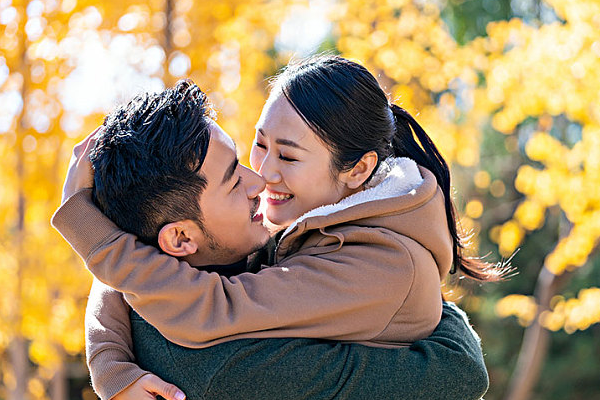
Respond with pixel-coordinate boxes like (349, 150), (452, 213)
(61, 126), (101, 204)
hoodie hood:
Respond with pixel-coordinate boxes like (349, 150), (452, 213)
(277, 157), (454, 279)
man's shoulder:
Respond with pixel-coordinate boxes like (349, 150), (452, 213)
(129, 312), (279, 397)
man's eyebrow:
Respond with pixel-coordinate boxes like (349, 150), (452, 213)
(221, 156), (239, 185)
(256, 128), (308, 151)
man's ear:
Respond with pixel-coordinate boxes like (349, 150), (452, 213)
(340, 151), (378, 190)
(157, 221), (198, 257)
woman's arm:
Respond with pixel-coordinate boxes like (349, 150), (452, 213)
(85, 279), (149, 399)
(54, 191), (423, 348)
(86, 279), (186, 400)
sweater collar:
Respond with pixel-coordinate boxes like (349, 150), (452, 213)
(281, 157), (423, 238)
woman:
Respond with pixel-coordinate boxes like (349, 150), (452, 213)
(57, 55), (502, 398)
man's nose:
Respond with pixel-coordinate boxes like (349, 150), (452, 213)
(242, 166), (266, 198)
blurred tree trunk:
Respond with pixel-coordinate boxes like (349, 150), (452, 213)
(504, 214), (574, 400)
(8, 338), (27, 400)
(8, 2), (30, 399)
(503, 267), (570, 400)
(163, 0), (175, 87)
(50, 347), (67, 400)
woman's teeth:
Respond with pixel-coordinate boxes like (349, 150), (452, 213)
(269, 193), (293, 201)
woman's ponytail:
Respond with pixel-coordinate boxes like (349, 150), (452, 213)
(390, 104), (505, 282)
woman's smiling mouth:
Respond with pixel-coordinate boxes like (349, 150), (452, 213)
(267, 190), (294, 205)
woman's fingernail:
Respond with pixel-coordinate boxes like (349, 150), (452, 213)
(175, 391), (186, 400)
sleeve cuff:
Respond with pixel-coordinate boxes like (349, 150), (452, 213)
(51, 189), (122, 261)
(89, 348), (150, 400)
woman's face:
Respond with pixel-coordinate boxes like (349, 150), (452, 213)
(250, 92), (352, 227)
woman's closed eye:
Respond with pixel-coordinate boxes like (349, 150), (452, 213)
(279, 154), (298, 162)
(254, 141), (297, 162)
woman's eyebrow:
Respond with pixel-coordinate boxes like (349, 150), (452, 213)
(256, 128), (308, 151)
(275, 138), (308, 151)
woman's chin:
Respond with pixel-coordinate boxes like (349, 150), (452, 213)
(265, 212), (294, 231)
(263, 214), (286, 233)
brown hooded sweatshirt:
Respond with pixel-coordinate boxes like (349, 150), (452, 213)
(53, 157), (453, 350)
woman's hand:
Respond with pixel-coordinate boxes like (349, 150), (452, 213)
(112, 374), (186, 400)
(61, 126), (101, 204)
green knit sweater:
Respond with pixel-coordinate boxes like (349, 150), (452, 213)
(131, 302), (488, 400)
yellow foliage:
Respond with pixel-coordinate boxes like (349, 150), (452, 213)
(334, 0), (484, 166)
(27, 377), (45, 399)
(525, 132), (567, 166)
(471, 0), (600, 277)
(495, 220), (524, 257)
(474, 170), (491, 189)
(514, 200), (546, 231)
(489, 179), (506, 198)
(465, 199), (483, 219)
(545, 211), (600, 274)
(495, 294), (537, 327)
(541, 287), (600, 333)
(441, 283), (466, 303)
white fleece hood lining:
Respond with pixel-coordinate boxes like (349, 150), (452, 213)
(282, 157), (423, 237)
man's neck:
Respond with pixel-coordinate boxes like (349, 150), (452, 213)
(192, 257), (249, 278)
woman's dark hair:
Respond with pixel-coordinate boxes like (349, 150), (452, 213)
(271, 55), (504, 282)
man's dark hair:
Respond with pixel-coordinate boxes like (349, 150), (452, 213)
(91, 79), (213, 246)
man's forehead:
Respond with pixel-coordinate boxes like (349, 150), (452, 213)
(209, 121), (236, 150)
(201, 121), (238, 189)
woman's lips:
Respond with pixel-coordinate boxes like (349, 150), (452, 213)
(251, 212), (264, 223)
(266, 190), (294, 206)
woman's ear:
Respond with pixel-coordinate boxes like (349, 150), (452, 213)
(341, 151), (378, 190)
(157, 221), (198, 257)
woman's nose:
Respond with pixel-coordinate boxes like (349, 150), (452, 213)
(257, 154), (281, 184)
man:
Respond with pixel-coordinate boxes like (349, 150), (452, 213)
(53, 80), (489, 400)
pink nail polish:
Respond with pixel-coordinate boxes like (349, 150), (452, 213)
(175, 391), (186, 400)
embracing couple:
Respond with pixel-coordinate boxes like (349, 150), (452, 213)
(53, 55), (500, 400)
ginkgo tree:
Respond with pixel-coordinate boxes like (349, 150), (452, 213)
(0, 0), (288, 399)
(331, 0), (600, 398)
(474, 1), (600, 398)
